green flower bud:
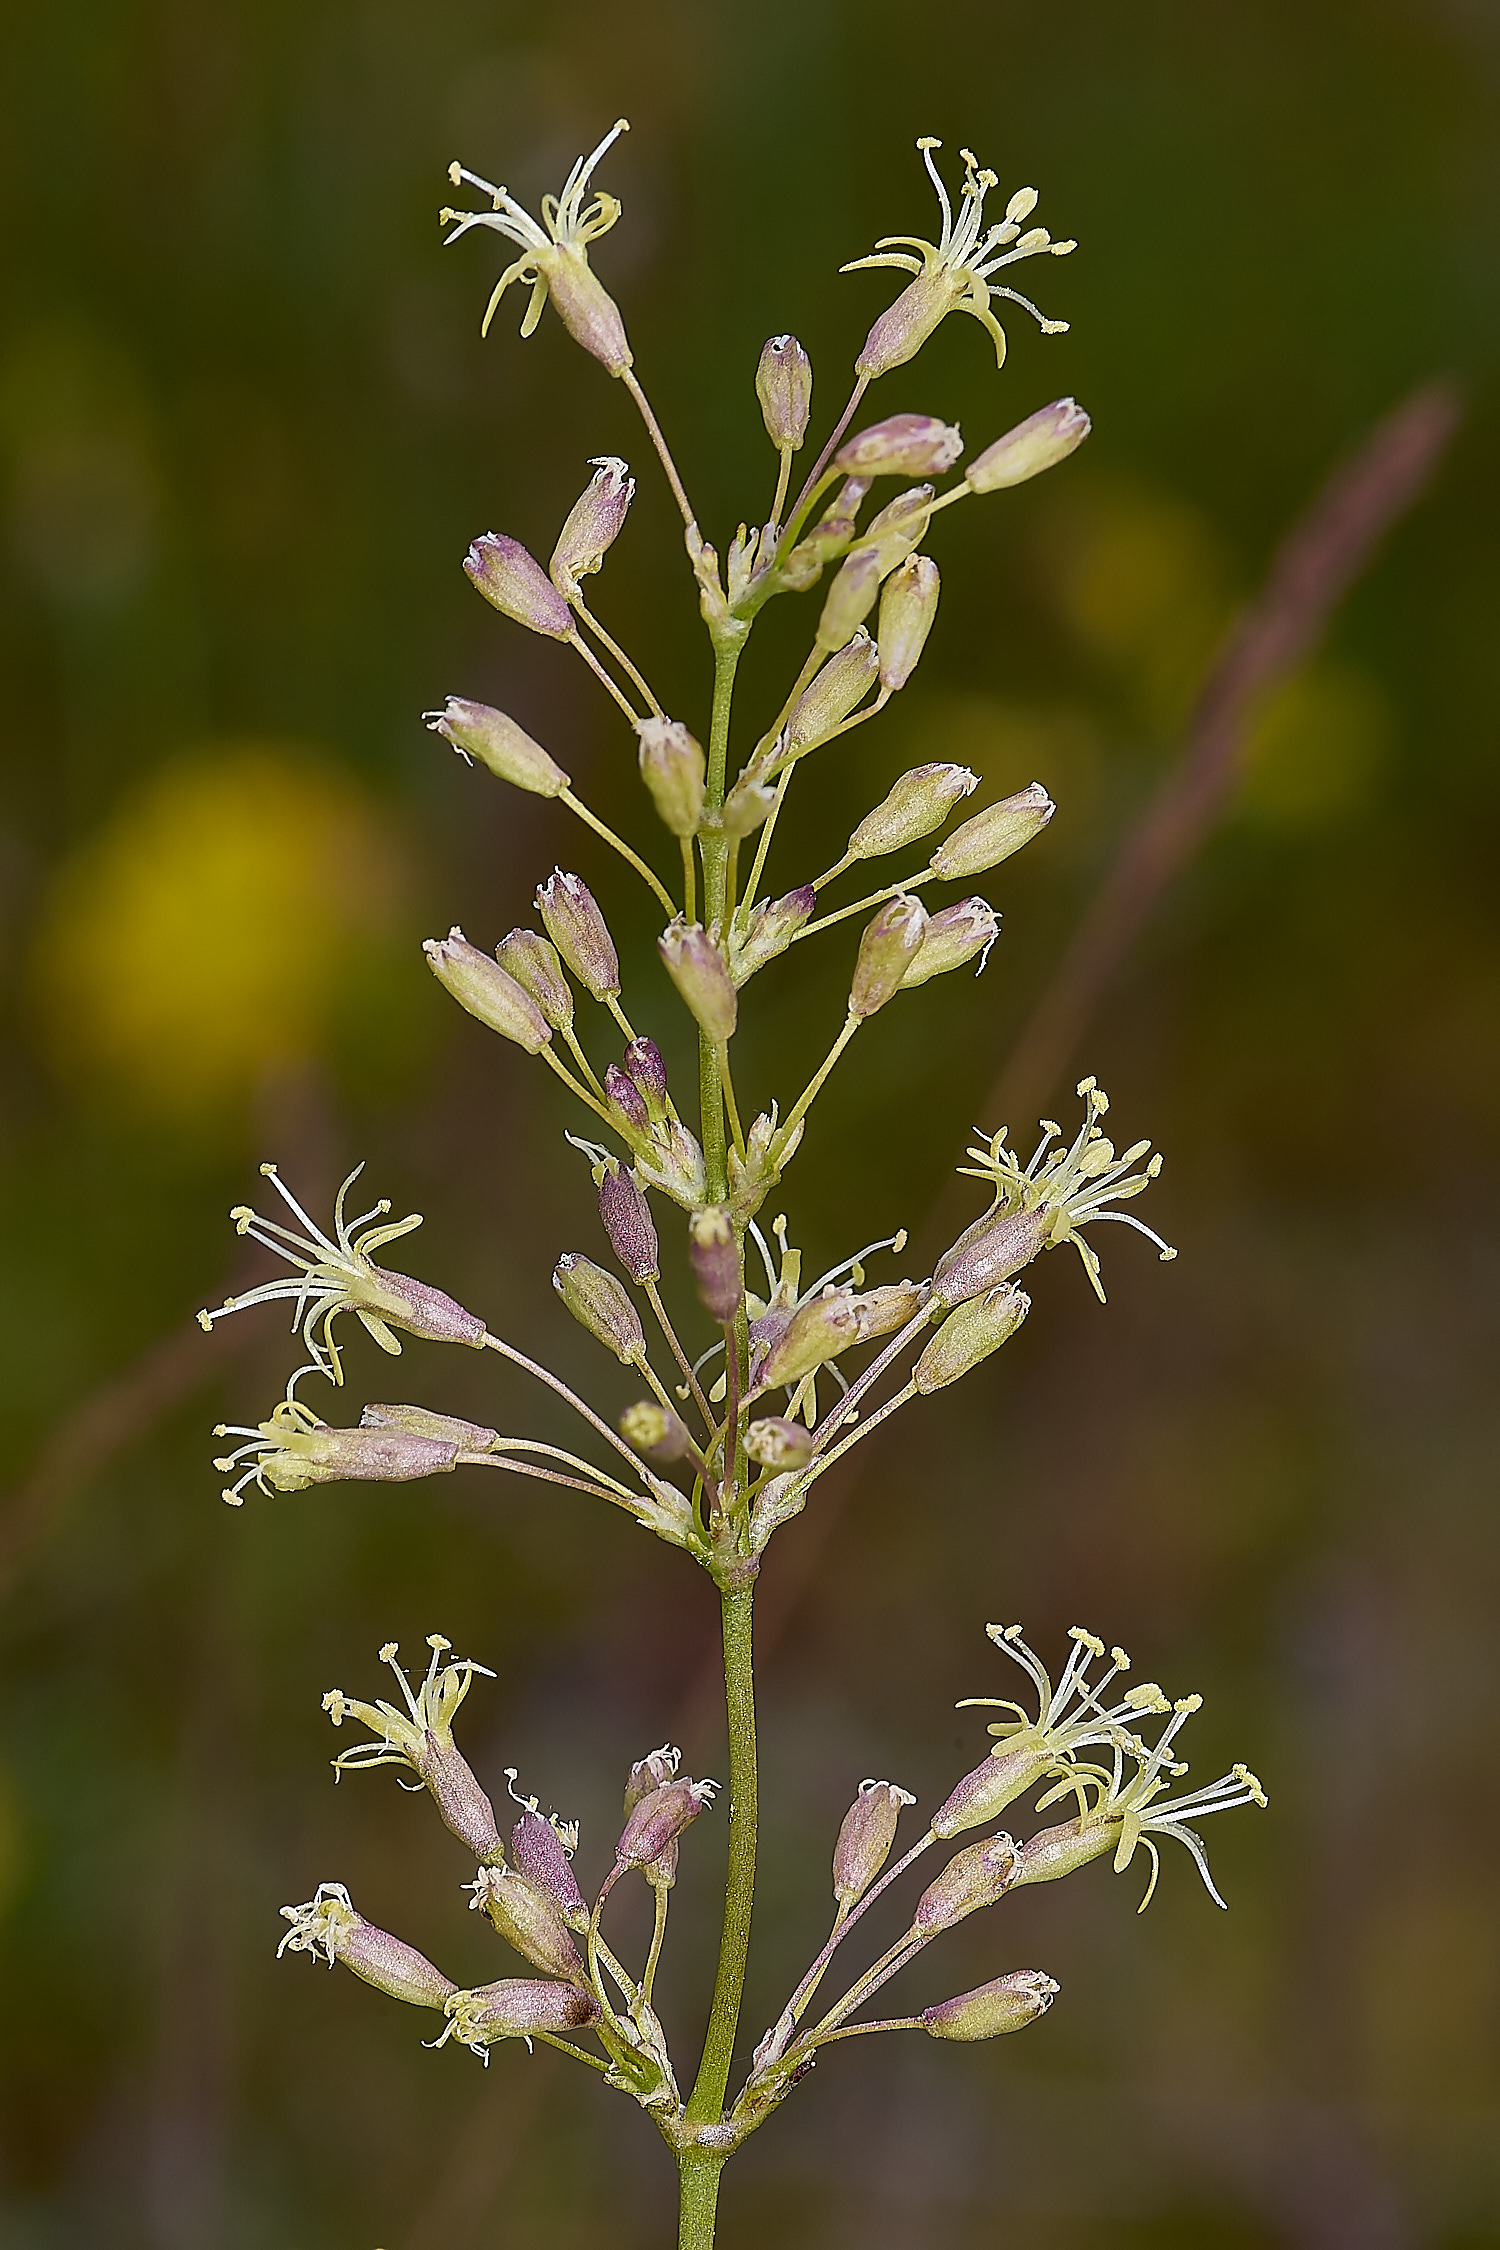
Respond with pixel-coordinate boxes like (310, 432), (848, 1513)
(756, 1287), (859, 1390)
(900, 896), (999, 987)
(468, 1864), (586, 1982)
(425, 697), (571, 796)
(877, 554), (942, 690)
(745, 1415), (816, 1471)
(552, 1252), (646, 1364)
(689, 1205), (742, 1321)
(620, 1400), (692, 1462)
(932, 1743), (1053, 1839)
(360, 1403), (500, 1451)
(851, 1280), (927, 1339)
(847, 763), (977, 862)
(537, 871), (619, 1000)
(464, 534), (574, 637)
(549, 455), (634, 596)
(915, 1285), (1030, 1391)
(719, 775), (778, 838)
(756, 334), (813, 452)
(967, 399), (1090, 492)
(930, 782), (1055, 879)
(658, 921), (738, 1044)
(496, 928), (574, 1030)
(816, 544), (883, 651)
(423, 929), (552, 1054)
(635, 1120), (708, 1210)
(921, 1969), (1058, 2041)
(785, 631), (880, 756)
(728, 886), (816, 986)
(832, 1779), (916, 1911)
(781, 476), (872, 583)
(849, 894), (929, 1016)
(637, 717), (706, 837)
(834, 412), (963, 478)
(913, 1830), (1022, 1933)
(1012, 1816), (1119, 1888)
(863, 484), (934, 572)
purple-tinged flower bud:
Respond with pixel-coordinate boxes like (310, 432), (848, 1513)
(323, 1637), (502, 1859)
(549, 455), (635, 596)
(816, 544), (883, 651)
(913, 1830), (1022, 1934)
(552, 1252), (646, 1364)
(851, 1280), (927, 1340)
(605, 1063), (651, 1133)
(833, 1780), (917, 1910)
(620, 1400), (692, 1462)
(745, 1415), (816, 1470)
(850, 895), (929, 1017)
(785, 631), (880, 756)
(215, 1416), (462, 1501)
(635, 1120), (708, 1210)
(932, 1207), (1048, 1307)
(623, 1037), (669, 1116)
(834, 413), (964, 478)
(1011, 1816), (1118, 1889)
(624, 1743), (681, 1814)
(511, 1806), (588, 1929)
(728, 886), (816, 986)
(278, 1884), (457, 2009)
(464, 533), (574, 638)
(900, 897), (999, 987)
(864, 485), (934, 572)
(636, 717), (706, 837)
(443, 1976), (600, 2056)
(616, 1775), (719, 1867)
(425, 697), (571, 797)
(361, 1403), (500, 1451)
(967, 400), (1090, 493)
(932, 1740), (1053, 1840)
(719, 775), (777, 838)
(929, 783), (1055, 879)
(496, 928), (574, 1031)
(856, 272), (955, 382)
(922, 1969), (1058, 2041)
(756, 1287), (860, 1390)
(423, 929), (552, 1054)
(877, 553), (943, 690)
(689, 1205), (741, 1321)
(756, 334), (813, 452)
(915, 1284), (1030, 1392)
(598, 1159), (660, 1281)
(536, 871), (619, 1000)
(847, 763), (977, 863)
(658, 921), (738, 1045)
(467, 1865), (586, 1981)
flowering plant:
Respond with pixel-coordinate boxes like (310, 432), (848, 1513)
(202, 123), (1263, 2246)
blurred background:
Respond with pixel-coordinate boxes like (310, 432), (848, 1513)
(2, 0), (1497, 2244)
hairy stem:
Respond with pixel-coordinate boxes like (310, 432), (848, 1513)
(686, 1586), (758, 2123)
(678, 2151), (725, 2250)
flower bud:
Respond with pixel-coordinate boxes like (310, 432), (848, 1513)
(900, 897), (999, 987)
(922, 1969), (1058, 2041)
(877, 555), (942, 690)
(624, 1744), (681, 1814)
(967, 399), (1090, 492)
(536, 871), (620, 1000)
(464, 533), (575, 638)
(815, 545), (882, 651)
(727, 1108), (803, 1227)
(616, 1775), (718, 1867)
(834, 413), (963, 478)
(468, 1864), (586, 1981)
(620, 1400), (692, 1462)
(1012, 1816), (1118, 1889)
(605, 1063), (651, 1133)
(849, 895), (928, 1016)
(636, 717), (706, 837)
(218, 1418), (462, 1496)
(915, 1284), (1030, 1392)
(598, 1159), (660, 1281)
(688, 1204), (742, 1321)
(443, 1976), (600, 2055)
(744, 1415), (816, 1470)
(847, 764), (977, 863)
(718, 776), (778, 838)
(635, 1120), (708, 1209)
(932, 1207), (1048, 1307)
(360, 1403), (500, 1451)
(511, 1807), (588, 1929)
(856, 271), (953, 382)
(782, 477), (873, 584)
(552, 1253), (646, 1364)
(496, 929), (574, 1030)
(728, 886), (816, 986)
(932, 1742), (1052, 1840)
(623, 1037), (669, 1115)
(658, 921), (738, 1045)
(756, 1287), (859, 1389)
(756, 334), (813, 452)
(425, 697), (571, 797)
(913, 1830), (1022, 1934)
(785, 632), (880, 756)
(278, 1885), (458, 2010)
(833, 1779), (917, 1910)
(423, 929), (552, 1054)
(549, 455), (635, 596)
(851, 1280), (927, 1340)
(929, 783), (1055, 879)
(542, 253), (633, 378)
(864, 485), (934, 572)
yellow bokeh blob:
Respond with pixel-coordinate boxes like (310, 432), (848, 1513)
(1240, 660), (1392, 825)
(34, 744), (408, 1116)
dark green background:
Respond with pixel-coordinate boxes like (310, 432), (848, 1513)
(2, 1), (1497, 2244)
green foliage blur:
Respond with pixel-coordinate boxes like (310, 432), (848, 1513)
(2, 1), (1497, 2244)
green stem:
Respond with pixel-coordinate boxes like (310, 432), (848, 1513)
(686, 1586), (758, 2123)
(678, 2152), (726, 2250)
(561, 789), (677, 917)
(698, 639), (744, 1203)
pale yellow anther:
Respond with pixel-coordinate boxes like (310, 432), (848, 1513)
(1234, 1765), (1268, 1806)
(1175, 1694), (1203, 1715)
(1068, 1626), (1105, 1655)
(427, 1633), (452, 1652)
(379, 1641), (398, 1662)
(1006, 187), (1039, 222)
(1111, 1647), (1131, 1670)
(917, 135), (942, 150)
